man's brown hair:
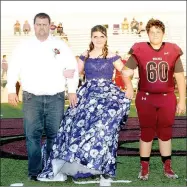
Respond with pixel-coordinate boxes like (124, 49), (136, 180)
(146, 18), (165, 33)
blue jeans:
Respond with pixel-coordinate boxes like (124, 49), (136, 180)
(23, 91), (65, 177)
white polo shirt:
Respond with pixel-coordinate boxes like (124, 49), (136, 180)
(7, 35), (79, 95)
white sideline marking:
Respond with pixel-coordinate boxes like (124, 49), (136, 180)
(10, 183), (24, 186)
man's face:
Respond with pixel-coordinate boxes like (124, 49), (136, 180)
(34, 18), (50, 38)
(148, 26), (164, 45)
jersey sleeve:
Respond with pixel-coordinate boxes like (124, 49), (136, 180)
(173, 43), (183, 56)
(125, 43), (139, 69)
(173, 44), (184, 73)
(128, 43), (140, 55)
(125, 56), (138, 69)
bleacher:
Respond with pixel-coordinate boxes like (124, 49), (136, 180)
(1, 26), (186, 103)
(1, 26), (186, 63)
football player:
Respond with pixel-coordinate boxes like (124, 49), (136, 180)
(124, 18), (186, 180)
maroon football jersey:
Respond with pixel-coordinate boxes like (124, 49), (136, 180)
(130, 42), (183, 93)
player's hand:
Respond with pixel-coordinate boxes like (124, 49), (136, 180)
(8, 93), (19, 106)
(68, 93), (78, 108)
(176, 101), (186, 115)
(125, 87), (134, 100)
(63, 69), (75, 78)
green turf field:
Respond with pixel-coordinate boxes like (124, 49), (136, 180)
(1, 155), (186, 186)
(1, 98), (186, 119)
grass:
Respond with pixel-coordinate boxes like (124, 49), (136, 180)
(1, 156), (186, 186)
(0, 101), (138, 118)
(1, 97), (186, 119)
(1, 103), (23, 118)
(121, 138), (187, 151)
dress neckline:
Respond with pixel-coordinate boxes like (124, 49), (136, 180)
(80, 55), (119, 60)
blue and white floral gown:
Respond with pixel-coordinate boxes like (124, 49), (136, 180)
(38, 55), (131, 179)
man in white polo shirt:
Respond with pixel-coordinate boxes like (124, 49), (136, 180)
(7, 13), (79, 181)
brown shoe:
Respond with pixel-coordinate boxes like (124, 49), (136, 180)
(163, 160), (178, 179)
(138, 161), (149, 180)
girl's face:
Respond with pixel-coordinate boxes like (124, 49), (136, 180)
(91, 31), (107, 49)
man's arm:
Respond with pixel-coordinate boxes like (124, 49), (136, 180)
(63, 48), (79, 93)
(63, 57), (84, 78)
(7, 45), (22, 106)
(63, 46), (79, 108)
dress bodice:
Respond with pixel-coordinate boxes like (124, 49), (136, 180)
(79, 55), (120, 80)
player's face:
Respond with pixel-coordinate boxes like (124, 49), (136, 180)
(91, 31), (107, 49)
(148, 26), (164, 46)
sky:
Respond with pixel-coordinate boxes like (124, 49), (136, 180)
(1, 1), (186, 16)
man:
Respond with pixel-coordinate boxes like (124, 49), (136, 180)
(124, 18), (186, 180)
(50, 21), (57, 36)
(130, 18), (139, 33)
(14, 20), (21, 35)
(23, 20), (31, 35)
(7, 13), (79, 181)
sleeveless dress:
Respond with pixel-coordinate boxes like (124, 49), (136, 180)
(38, 55), (131, 179)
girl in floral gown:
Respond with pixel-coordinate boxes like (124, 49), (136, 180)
(37, 25), (134, 182)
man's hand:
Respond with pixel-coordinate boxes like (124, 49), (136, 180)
(8, 93), (19, 106)
(176, 101), (186, 115)
(63, 69), (75, 79)
(68, 93), (77, 108)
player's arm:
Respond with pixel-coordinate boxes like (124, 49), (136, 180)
(7, 44), (22, 106)
(174, 57), (186, 115)
(113, 58), (134, 99)
(123, 50), (138, 75)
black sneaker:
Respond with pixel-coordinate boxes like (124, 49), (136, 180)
(28, 176), (38, 181)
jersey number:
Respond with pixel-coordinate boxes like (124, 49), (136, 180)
(146, 61), (169, 83)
